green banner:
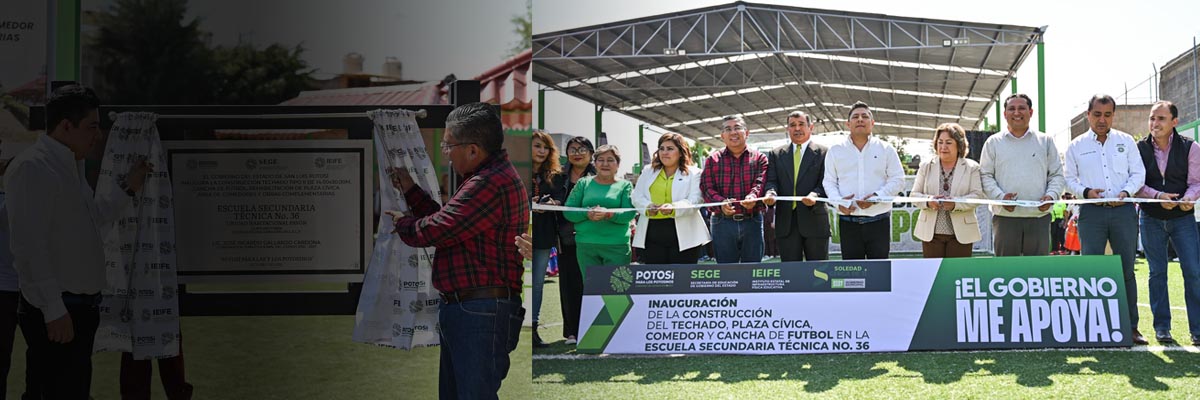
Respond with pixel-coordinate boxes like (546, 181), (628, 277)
(910, 256), (1131, 349)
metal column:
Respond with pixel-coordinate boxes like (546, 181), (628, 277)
(47, 0), (82, 90)
(995, 100), (1001, 132)
(1037, 42), (1046, 133)
(595, 104), (603, 144)
(538, 88), (545, 130)
(636, 124), (644, 173)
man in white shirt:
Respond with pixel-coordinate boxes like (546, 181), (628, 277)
(1064, 94), (1147, 345)
(0, 148), (20, 398)
(6, 85), (151, 398)
(822, 102), (906, 259)
(980, 93), (1066, 257)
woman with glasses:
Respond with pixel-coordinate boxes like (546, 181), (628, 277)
(556, 136), (597, 345)
(911, 123), (985, 258)
(563, 144), (635, 278)
(631, 133), (710, 264)
(530, 130), (564, 348)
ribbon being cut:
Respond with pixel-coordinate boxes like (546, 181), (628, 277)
(533, 194), (1193, 213)
(353, 109), (442, 349)
(94, 112), (181, 359)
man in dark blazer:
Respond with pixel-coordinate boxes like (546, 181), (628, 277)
(763, 111), (831, 261)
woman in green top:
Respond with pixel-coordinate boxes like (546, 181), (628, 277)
(563, 144), (636, 277)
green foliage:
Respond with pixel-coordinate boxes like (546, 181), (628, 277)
(89, 0), (214, 104)
(88, 0), (314, 105)
(508, 0), (532, 57)
(210, 43), (316, 105)
(691, 141), (712, 168)
(883, 135), (916, 175)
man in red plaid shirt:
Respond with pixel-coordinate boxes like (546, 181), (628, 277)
(387, 102), (528, 400)
(701, 115), (769, 263)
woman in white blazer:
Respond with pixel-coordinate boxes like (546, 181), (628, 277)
(911, 123), (985, 258)
(632, 133), (711, 263)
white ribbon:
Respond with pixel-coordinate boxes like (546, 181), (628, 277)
(534, 195), (1194, 213)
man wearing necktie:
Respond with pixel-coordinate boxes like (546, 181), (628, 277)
(763, 111), (831, 261)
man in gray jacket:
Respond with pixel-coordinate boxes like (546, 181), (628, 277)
(980, 93), (1066, 256)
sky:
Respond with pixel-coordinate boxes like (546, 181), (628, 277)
(533, 0), (1200, 177)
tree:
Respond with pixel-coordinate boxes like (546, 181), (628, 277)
(883, 135), (916, 175)
(691, 141), (712, 169)
(507, 0), (532, 57)
(87, 0), (314, 105)
(89, 0), (214, 104)
(210, 43), (316, 105)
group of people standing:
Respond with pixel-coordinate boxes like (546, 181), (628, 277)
(530, 92), (1200, 349)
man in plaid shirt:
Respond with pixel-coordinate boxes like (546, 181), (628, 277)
(388, 102), (528, 400)
(701, 115), (769, 263)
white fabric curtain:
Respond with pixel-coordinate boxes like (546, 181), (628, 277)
(94, 112), (181, 359)
(353, 109), (441, 349)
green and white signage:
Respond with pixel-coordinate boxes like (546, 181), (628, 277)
(579, 256), (1131, 354)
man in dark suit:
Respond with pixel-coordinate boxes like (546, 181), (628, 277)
(763, 111), (831, 261)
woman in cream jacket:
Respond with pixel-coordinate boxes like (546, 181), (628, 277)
(632, 133), (711, 263)
(911, 123), (985, 258)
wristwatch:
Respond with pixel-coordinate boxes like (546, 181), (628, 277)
(118, 179), (136, 198)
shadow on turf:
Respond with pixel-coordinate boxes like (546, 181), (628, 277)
(534, 349), (1200, 392)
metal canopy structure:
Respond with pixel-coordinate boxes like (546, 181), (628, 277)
(533, 1), (1045, 147)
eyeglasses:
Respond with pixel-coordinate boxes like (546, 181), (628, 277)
(721, 125), (747, 133)
(566, 148), (591, 155)
(440, 142), (475, 152)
